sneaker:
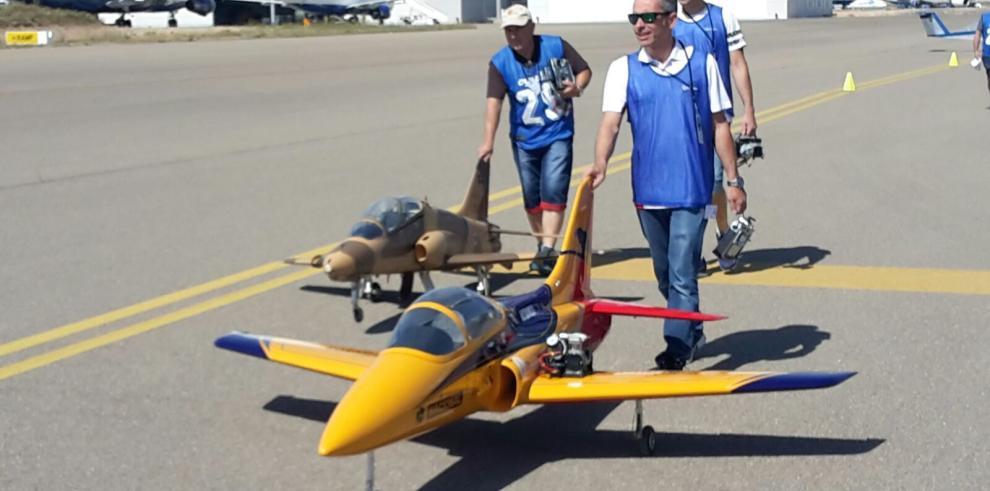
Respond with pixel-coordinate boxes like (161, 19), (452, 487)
(655, 332), (705, 371)
(687, 331), (706, 363)
(697, 256), (713, 278)
(717, 257), (738, 272)
(530, 245), (556, 277)
(654, 351), (686, 371)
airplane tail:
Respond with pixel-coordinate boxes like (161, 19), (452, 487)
(456, 158), (490, 221)
(919, 12), (948, 37)
(545, 177), (594, 303)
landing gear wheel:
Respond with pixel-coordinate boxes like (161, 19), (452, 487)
(399, 273), (414, 303)
(348, 15), (359, 24)
(368, 282), (383, 303)
(168, 19), (178, 28)
(353, 307), (364, 322)
(638, 425), (656, 456)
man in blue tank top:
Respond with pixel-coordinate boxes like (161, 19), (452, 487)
(588, 0), (747, 370)
(478, 4), (592, 276)
(674, 0), (757, 273)
(975, 11), (990, 96)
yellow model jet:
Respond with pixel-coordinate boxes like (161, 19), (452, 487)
(217, 178), (855, 457)
(289, 158), (548, 322)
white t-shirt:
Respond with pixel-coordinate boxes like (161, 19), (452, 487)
(677, 4), (746, 52)
(601, 44), (732, 115)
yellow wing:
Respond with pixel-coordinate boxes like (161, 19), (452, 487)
(526, 370), (855, 403)
(215, 332), (376, 381)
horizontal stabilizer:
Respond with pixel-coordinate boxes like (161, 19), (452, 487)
(215, 332), (376, 381)
(583, 299), (726, 322)
(526, 370), (855, 403)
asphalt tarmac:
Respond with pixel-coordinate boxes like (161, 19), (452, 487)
(1, 10), (988, 490)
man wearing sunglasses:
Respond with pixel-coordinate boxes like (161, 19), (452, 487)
(587, 0), (746, 371)
(674, 0), (757, 274)
(478, 4), (593, 277)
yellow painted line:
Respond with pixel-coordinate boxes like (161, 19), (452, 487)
(593, 258), (990, 296)
(0, 268), (321, 382)
(0, 261), (285, 358)
(0, 241), (341, 360)
(486, 153), (632, 204)
(488, 160), (633, 215)
(0, 63), (956, 381)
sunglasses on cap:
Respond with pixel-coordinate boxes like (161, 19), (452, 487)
(627, 11), (674, 24)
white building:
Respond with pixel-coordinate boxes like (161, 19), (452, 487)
(500, 0), (833, 22)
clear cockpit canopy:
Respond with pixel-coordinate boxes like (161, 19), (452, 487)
(386, 287), (504, 355)
(348, 196), (423, 240)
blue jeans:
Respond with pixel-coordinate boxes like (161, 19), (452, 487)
(713, 152), (724, 192)
(637, 207), (708, 358)
(512, 138), (573, 214)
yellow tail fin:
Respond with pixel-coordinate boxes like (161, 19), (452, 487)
(546, 178), (594, 303)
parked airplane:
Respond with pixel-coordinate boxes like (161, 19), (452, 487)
(887, 0), (979, 7)
(23, 0), (215, 27)
(285, 158), (550, 322)
(919, 10), (977, 39)
(217, 177), (856, 459)
(234, 0), (392, 23)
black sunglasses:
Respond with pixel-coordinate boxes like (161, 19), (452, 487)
(627, 11), (674, 24)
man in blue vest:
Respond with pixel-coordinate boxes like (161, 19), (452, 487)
(587, 0), (747, 370)
(478, 4), (592, 276)
(675, 0), (757, 273)
(975, 10), (990, 96)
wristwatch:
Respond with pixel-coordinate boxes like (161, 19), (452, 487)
(726, 176), (745, 189)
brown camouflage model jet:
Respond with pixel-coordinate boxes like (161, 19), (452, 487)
(289, 159), (549, 322)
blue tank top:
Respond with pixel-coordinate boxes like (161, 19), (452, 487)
(982, 13), (990, 58)
(491, 35), (575, 150)
(673, 4), (733, 119)
(626, 44), (714, 209)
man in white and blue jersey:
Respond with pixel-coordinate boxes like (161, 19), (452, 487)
(675, 0), (757, 272)
(975, 10), (990, 96)
(587, 0), (747, 370)
(478, 4), (593, 276)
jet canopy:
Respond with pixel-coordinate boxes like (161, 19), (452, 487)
(349, 196), (423, 240)
(387, 287), (504, 355)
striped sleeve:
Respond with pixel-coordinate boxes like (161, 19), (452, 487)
(722, 8), (746, 52)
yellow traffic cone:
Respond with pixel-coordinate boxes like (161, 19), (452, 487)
(949, 52), (959, 67)
(842, 72), (856, 92)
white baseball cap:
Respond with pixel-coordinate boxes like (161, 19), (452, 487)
(501, 4), (533, 29)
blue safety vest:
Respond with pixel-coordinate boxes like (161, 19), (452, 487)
(982, 12), (990, 58)
(673, 4), (733, 118)
(491, 35), (575, 150)
(626, 46), (714, 208)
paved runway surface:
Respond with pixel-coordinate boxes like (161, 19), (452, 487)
(1, 10), (988, 490)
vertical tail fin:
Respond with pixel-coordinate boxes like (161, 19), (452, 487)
(546, 178), (594, 303)
(457, 158), (490, 221)
(920, 12), (948, 37)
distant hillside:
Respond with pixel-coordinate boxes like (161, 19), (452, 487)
(0, 2), (101, 28)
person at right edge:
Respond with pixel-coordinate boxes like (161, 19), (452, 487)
(974, 9), (990, 98)
(675, 0), (757, 273)
(587, 0), (747, 370)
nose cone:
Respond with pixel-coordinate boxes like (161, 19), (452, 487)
(323, 252), (356, 281)
(318, 349), (454, 456)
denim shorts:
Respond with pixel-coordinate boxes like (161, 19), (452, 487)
(984, 57), (990, 75)
(512, 138), (573, 214)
